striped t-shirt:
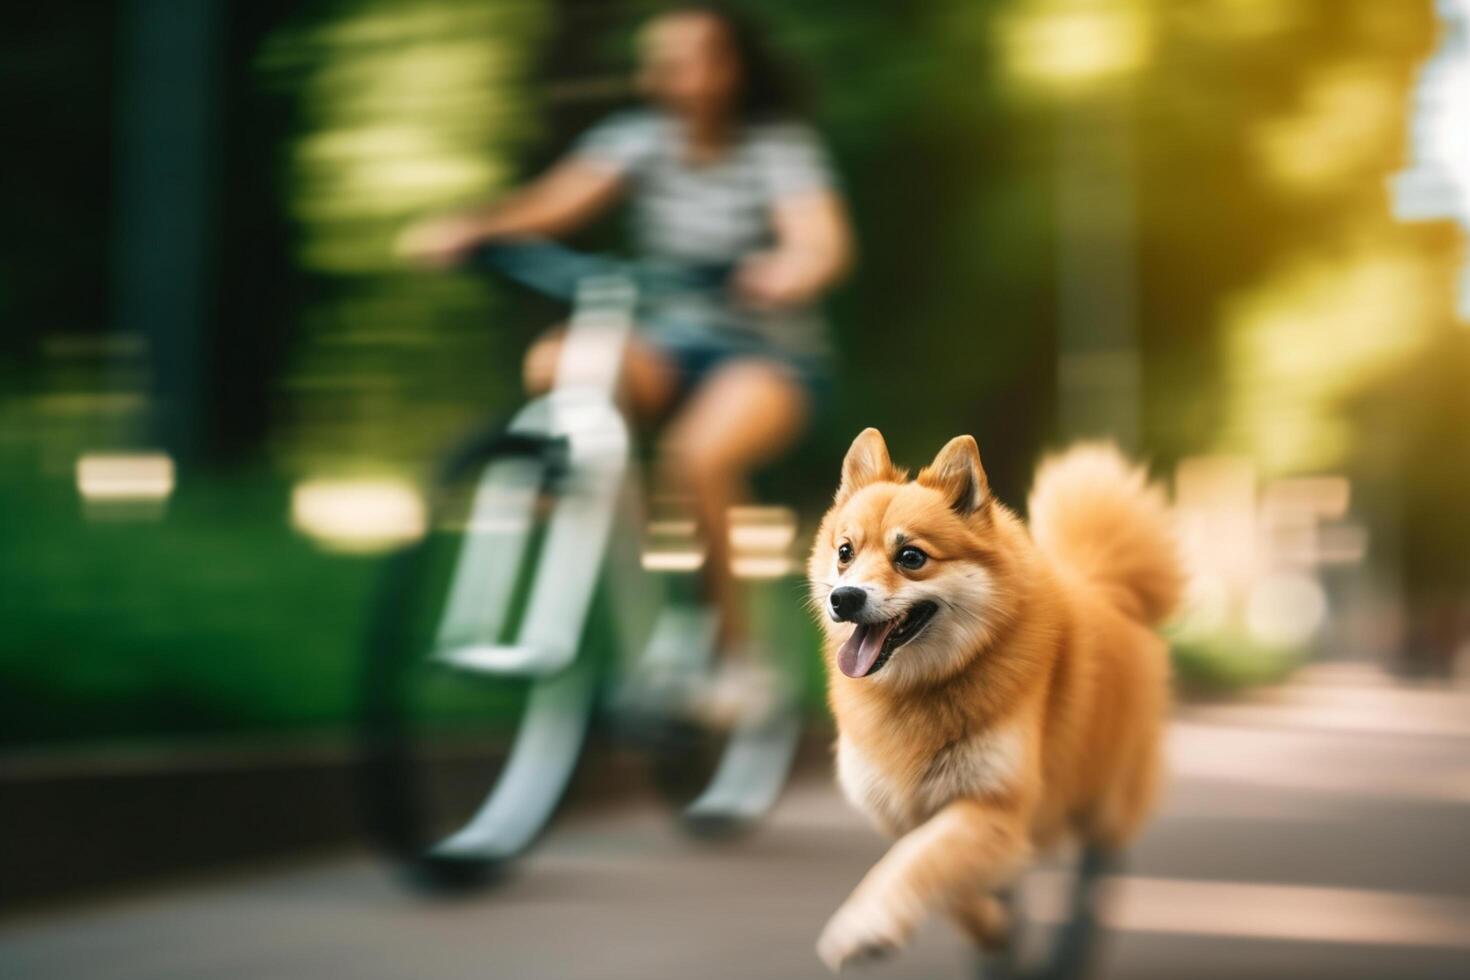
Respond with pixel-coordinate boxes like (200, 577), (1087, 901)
(573, 109), (838, 355)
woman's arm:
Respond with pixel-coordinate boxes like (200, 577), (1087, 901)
(395, 159), (625, 267)
(735, 189), (855, 311)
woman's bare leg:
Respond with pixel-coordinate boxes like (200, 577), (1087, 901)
(522, 326), (680, 420)
(525, 333), (808, 645)
(659, 360), (809, 648)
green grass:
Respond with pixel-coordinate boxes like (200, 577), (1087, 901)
(0, 467), (379, 747)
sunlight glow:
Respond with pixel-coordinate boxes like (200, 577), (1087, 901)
(1221, 246), (1439, 473)
(731, 556), (798, 580)
(291, 477), (426, 552)
(75, 452), (175, 502)
(1002, 1), (1152, 89)
(1393, 0), (1470, 319)
(1255, 65), (1401, 194)
(641, 549), (706, 573)
(728, 506), (799, 553)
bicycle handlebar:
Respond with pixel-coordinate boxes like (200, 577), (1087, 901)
(468, 240), (734, 303)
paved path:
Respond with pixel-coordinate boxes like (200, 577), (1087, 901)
(4, 665), (1469, 979)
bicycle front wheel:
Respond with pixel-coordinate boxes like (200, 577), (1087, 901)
(357, 422), (603, 889)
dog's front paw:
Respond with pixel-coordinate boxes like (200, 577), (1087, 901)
(817, 896), (912, 973)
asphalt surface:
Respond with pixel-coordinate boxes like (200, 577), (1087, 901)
(3, 664), (1469, 980)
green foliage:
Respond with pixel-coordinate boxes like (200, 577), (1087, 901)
(1170, 632), (1304, 696)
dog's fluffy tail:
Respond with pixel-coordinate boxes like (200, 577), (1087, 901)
(1027, 444), (1182, 626)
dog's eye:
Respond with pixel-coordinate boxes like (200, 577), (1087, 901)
(896, 546), (928, 570)
(837, 542), (854, 564)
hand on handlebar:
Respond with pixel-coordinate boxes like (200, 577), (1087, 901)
(394, 213), (486, 269)
(732, 250), (822, 312)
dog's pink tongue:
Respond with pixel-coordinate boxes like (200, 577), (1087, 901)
(837, 620), (897, 678)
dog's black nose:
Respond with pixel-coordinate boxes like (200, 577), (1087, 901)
(829, 586), (867, 621)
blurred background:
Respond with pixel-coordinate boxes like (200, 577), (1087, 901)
(3, 1), (1469, 977)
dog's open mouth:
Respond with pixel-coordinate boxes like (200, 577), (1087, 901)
(836, 601), (937, 678)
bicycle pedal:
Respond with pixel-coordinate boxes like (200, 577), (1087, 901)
(433, 642), (568, 676)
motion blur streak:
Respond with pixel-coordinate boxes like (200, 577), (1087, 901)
(1023, 873), (1470, 949)
(3, 1), (1469, 977)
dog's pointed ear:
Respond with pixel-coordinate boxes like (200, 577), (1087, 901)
(920, 435), (990, 518)
(836, 428), (896, 503)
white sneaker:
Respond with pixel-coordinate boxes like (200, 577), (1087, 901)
(686, 655), (795, 730)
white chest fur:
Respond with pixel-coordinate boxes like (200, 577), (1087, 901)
(836, 727), (1024, 835)
(836, 736), (908, 833)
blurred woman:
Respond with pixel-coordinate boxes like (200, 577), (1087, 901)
(399, 3), (853, 690)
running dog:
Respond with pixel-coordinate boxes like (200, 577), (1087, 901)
(808, 428), (1181, 970)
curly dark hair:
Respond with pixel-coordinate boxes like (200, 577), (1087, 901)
(658, 2), (807, 121)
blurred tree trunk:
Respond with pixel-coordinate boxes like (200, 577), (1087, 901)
(112, 0), (298, 465)
(111, 0), (222, 461)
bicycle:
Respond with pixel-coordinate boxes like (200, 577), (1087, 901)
(357, 241), (811, 889)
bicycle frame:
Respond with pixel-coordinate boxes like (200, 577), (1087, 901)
(427, 273), (640, 863)
(433, 273), (636, 678)
(390, 243), (802, 866)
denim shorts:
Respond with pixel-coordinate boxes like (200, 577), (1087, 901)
(471, 240), (832, 411)
(644, 319), (832, 414)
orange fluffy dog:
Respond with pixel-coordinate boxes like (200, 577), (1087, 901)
(808, 429), (1181, 971)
